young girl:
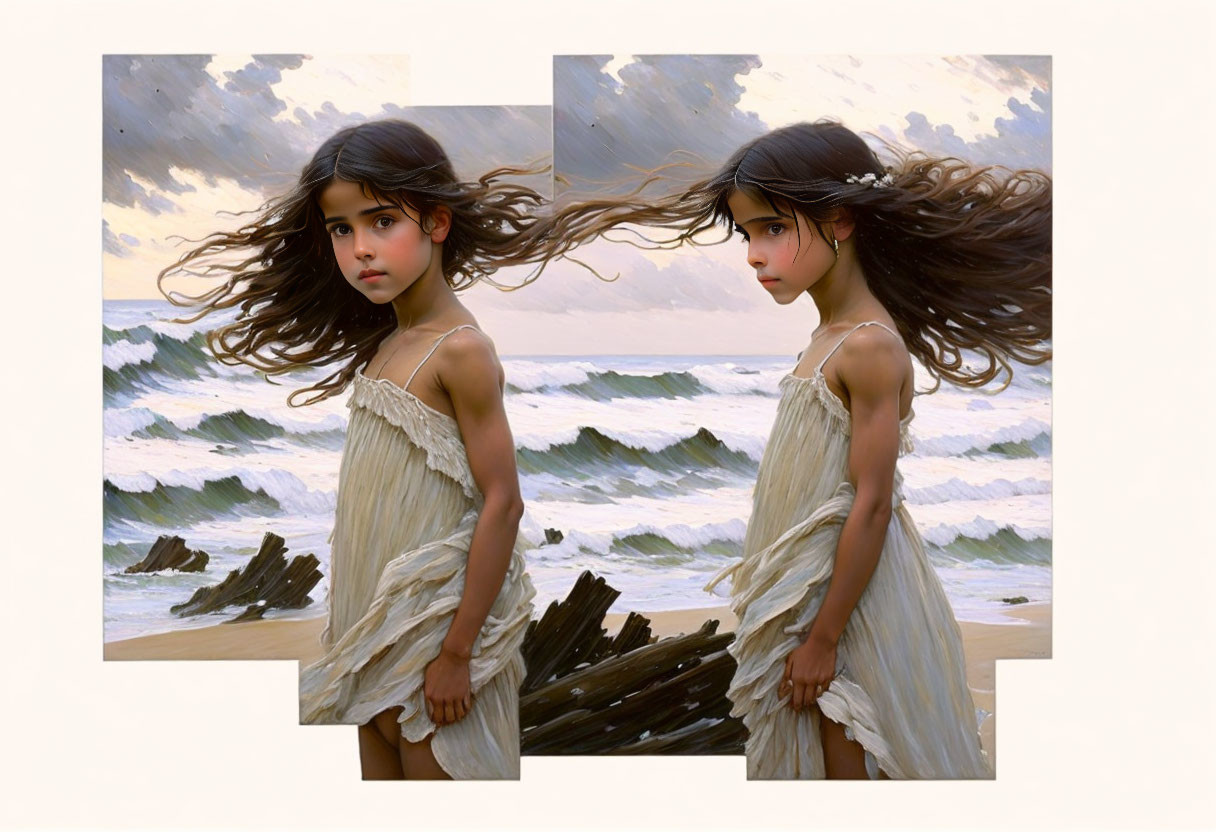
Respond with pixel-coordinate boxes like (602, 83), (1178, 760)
(158, 119), (552, 780)
(537, 120), (1051, 779)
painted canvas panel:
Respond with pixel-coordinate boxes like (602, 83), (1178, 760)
(103, 55), (551, 648)
(540, 54), (1052, 773)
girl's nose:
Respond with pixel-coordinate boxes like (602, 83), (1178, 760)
(352, 229), (374, 259)
(747, 243), (765, 269)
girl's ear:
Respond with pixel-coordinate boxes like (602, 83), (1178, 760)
(425, 205), (453, 243)
(831, 209), (856, 243)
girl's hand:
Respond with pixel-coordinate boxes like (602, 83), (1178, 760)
(423, 648), (472, 727)
(780, 632), (838, 712)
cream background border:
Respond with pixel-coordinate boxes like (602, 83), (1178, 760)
(3, 1), (1213, 829)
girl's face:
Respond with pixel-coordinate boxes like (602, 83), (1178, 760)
(318, 179), (448, 303)
(727, 189), (836, 305)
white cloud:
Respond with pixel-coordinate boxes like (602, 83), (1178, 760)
(204, 54), (412, 126)
(103, 168), (270, 299)
(738, 55), (1043, 144)
(269, 55), (412, 123)
(203, 54), (256, 87)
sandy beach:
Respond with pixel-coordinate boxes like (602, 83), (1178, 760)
(104, 602), (1049, 769)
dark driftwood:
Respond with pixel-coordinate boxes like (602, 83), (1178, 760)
(543, 528), (564, 545)
(518, 571), (747, 756)
(123, 535), (209, 573)
(169, 532), (321, 623)
(521, 638), (738, 754)
(587, 610), (653, 666)
(519, 571), (621, 692)
(521, 620), (730, 728)
(607, 713), (748, 755)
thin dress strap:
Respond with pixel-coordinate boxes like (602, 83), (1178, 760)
(404, 324), (479, 390)
(814, 321), (900, 373)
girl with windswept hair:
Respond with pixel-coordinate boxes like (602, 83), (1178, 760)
(159, 119), (557, 780)
(536, 120), (1050, 779)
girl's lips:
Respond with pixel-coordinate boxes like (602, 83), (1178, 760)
(359, 270), (385, 280)
(758, 276), (780, 285)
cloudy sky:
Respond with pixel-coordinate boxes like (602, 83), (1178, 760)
(103, 54), (1050, 356)
(102, 54), (549, 299)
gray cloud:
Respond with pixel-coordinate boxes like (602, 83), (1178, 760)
(103, 55), (311, 212)
(102, 219), (131, 258)
(887, 57), (1051, 171)
(555, 54), (1052, 192)
(103, 55), (551, 212)
(370, 105), (551, 195)
(899, 85), (1052, 172)
(554, 55), (767, 196)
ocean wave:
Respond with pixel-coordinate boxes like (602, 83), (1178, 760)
(102, 327), (217, 400)
(502, 360), (600, 391)
(927, 526), (1053, 566)
(532, 519), (746, 566)
(504, 360), (779, 400)
(686, 363), (783, 395)
(904, 476), (1052, 506)
(521, 468), (738, 505)
(914, 418), (1053, 458)
(102, 339), (158, 371)
(121, 408), (346, 451)
(103, 310), (227, 344)
(104, 407), (160, 438)
(921, 515), (1051, 551)
(103, 475), (284, 530)
(516, 426), (759, 478)
(507, 368), (712, 400)
(104, 467), (335, 530)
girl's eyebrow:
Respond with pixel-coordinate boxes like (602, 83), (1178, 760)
(735, 215), (786, 227)
(322, 204), (403, 224)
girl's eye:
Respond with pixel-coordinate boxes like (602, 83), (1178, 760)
(329, 224), (351, 237)
(373, 215), (395, 229)
(766, 223), (785, 236)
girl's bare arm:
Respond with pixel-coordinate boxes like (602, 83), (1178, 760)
(439, 329), (524, 654)
(809, 328), (904, 645)
(424, 329), (524, 724)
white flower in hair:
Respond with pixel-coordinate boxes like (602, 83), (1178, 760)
(845, 172), (895, 188)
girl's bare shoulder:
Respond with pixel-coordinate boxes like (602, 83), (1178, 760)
(435, 326), (504, 391)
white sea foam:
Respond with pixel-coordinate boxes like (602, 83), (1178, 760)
(508, 392), (776, 458)
(912, 494), (1053, 547)
(103, 339), (158, 371)
(502, 359), (600, 390)
(103, 407), (159, 438)
(903, 476), (1052, 506)
(104, 436), (340, 493)
(686, 362), (785, 395)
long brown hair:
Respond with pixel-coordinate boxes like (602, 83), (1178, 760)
(532, 120), (1052, 391)
(158, 119), (557, 406)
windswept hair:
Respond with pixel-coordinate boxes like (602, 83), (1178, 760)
(532, 120), (1052, 391)
(159, 119), (558, 406)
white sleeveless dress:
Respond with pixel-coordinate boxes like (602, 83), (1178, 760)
(707, 321), (991, 779)
(298, 325), (536, 780)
